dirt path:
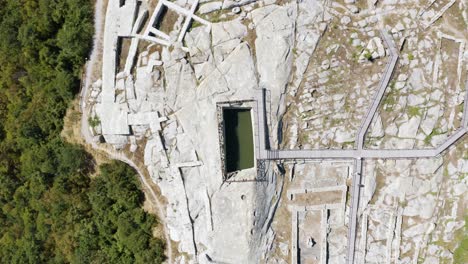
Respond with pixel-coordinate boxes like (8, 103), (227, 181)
(79, 0), (174, 262)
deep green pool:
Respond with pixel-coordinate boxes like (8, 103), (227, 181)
(223, 108), (254, 173)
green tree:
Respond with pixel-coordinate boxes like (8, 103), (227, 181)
(0, 0), (165, 262)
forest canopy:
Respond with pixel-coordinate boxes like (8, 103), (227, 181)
(0, 0), (165, 263)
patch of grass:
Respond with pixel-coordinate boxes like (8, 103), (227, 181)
(292, 47), (298, 55)
(351, 45), (365, 62)
(424, 129), (443, 145)
(454, 216), (468, 263)
(399, 199), (408, 207)
(351, 51), (359, 61)
(363, 50), (373, 61)
(383, 83), (399, 110)
(408, 53), (414, 61)
(383, 92), (397, 109)
(204, 9), (230, 23)
(407, 106), (421, 117)
(300, 133), (309, 144)
(330, 118), (342, 127)
(383, 97), (396, 109)
(344, 102), (351, 112)
(88, 115), (101, 128)
(189, 20), (202, 30)
(424, 132), (434, 145)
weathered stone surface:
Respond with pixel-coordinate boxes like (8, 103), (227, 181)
(384, 138), (415, 149)
(96, 103), (130, 135)
(398, 116), (421, 138)
(197, 43), (257, 100)
(407, 94), (425, 106)
(222, 0), (256, 9)
(164, 57), (197, 111)
(199, 1), (222, 14)
(212, 20), (247, 46)
(253, 4), (295, 143)
(363, 163), (376, 206)
(341, 16), (351, 25)
(385, 122), (398, 136)
(370, 114), (384, 138)
(421, 105), (440, 135)
(415, 158), (443, 174)
(404, 194), (436, 219)
(403, 223), (428, 237)
(334, 128), (354, 143)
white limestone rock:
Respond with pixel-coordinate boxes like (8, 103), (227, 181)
(103, 134), (128, 149)
(96, 103), (130, 135)
(398, 116), (421, 138)
(403, 194), (436, 219)
(334, 128), (354, 143)
(253, 4), (295, 142)
(385, 122), (398, 136)
(407, 94), (425, 106)
(232, 7), (241, 13)
(393, 22), (405, 32)
(408, 68), (425, 91)
(197, 43), (257, 100)
(125, 75), (135, 100)
(186, 27), (212, 64)
(397, 73), (408, 82)
(363, 163), (376, 206)
(164, 58), (197, 111)
(349, 5), (359, 13)
(90, 89), (100, 99)
(370, 114), (385, 138)
(431, 133), (448, 147)
(92, 79), (102, 89)
(395, 81), (405, 90)
(212, 20), (247, 46)
(222, 0), (256, 9)
(403, 223), (428, 238)
(459, 159), (468, 173)
(278, 242), (289, 256)
(359, 37), (385, 62)
(351, 38), (361, 47)
(213, 38), (242, 64)
(199, 1), (222, 14)
(452, 183), (466, 196)
(384, 138), (415, 149)
(341, 16), (351, 25)
(369, 37), (386, 59)
(366, 242), (385, 263)
(289, 122), (299, 148)
(420, 105), (440, 135)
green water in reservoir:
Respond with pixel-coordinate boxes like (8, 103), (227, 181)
(223, 109), (255, 173)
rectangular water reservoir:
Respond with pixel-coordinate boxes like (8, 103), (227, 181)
(223, 108), (255, 173)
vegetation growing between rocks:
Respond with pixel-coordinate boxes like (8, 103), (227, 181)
(0, 0), (165, 262)
(453, 216), (468, 263)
